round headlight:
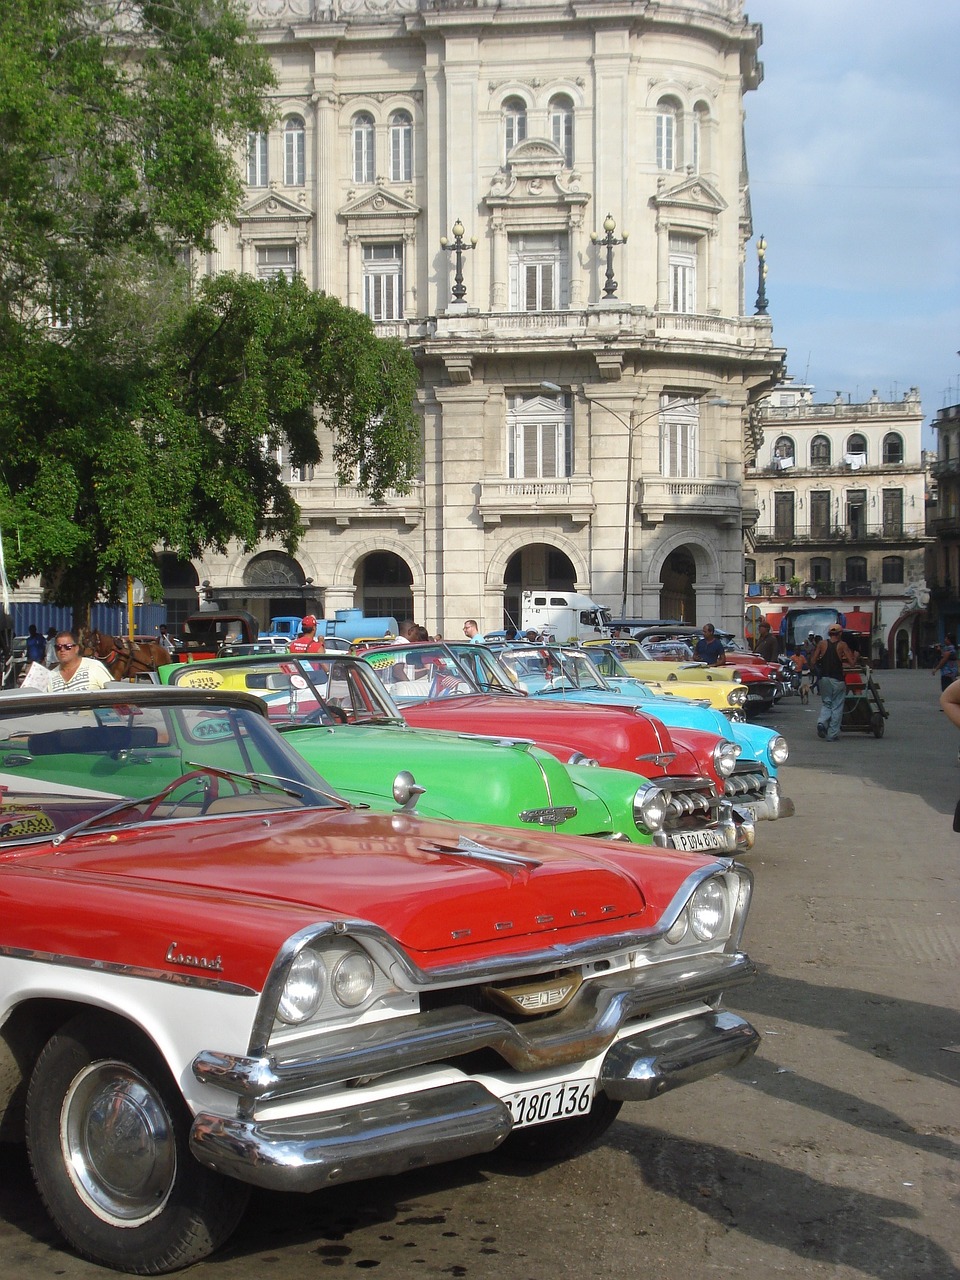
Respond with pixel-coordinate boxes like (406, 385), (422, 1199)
(768, 735), (789, 766)
(727, 687), (748, 707)
(277, 948), (325, 1024)
(689, 878), (728, 942)
(332, 950), (376, 1008)
(712, 739), (741, 778)
(635, 783), (668, 833)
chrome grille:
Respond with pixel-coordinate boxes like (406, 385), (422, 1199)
(660, 777), (721, 830)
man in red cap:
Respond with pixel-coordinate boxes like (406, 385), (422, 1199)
(290, 615), (322, 653)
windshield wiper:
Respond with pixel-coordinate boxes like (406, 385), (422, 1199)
(182, 762), (349, 810)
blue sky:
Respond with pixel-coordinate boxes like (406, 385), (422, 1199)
(743, 0), (960, 437)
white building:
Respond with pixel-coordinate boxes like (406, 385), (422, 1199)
(161, 1), (788, 631)
(746, 384), (930, 666)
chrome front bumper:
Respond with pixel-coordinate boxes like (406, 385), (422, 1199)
(190, 1010), (759, 1192)
(729, 778), (795, 824)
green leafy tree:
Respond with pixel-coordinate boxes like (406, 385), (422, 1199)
(0, 0), (421, 624)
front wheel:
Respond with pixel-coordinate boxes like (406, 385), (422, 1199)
(496, 1094), (622, 1165)
(871, 712), (885, 738)
(26, 1013), (249, 1274)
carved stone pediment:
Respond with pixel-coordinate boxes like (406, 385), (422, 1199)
(653, 175), (727, 215)
(240, 189), (313, 224)
(339, 186), (421, 220)
(485, 139), (589, 210)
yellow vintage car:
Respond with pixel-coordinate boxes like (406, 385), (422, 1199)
(583, 642), (749, 714)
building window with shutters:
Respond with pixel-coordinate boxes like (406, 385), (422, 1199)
(508, 233), (567, 312)
(810, 556), (831, 583)
(774, 558), (795, 584)
(659, 396), (699, 478)
(549, 95), (574, 166)
(389, 111), (412, 182)
(810, 490), (831, 538)
(882, 556), (904, 583)
(352, 112), (375, 183)
(883, 432), (904, 464)
(503, 97), (527, 161)
(882, 488), (903, 536)
(656, 98), (681, 170)
(256, 244), (297, 280)
(362, 243), (403, 321)
(284, 116), (305, 186)
(774, 491), (795, 540)
(668, 235), (697, 313)
(846, 489), (866, 538)
(246, 131), (268, 187)
(810, 434), (832, 468)
(506, 393), (572, 479)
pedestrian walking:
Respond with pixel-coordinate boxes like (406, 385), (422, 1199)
(290, 615), (323, 653)
(755, 620), (780, 662)
(25, 625), (45, 667)
(931, 634), (958, 693)
(811, 625), (857, 741)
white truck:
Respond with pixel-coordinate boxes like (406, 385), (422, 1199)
(520, 590), (611, 643)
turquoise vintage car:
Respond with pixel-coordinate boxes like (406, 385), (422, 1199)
(465, 643), (794, 826)
(157, 652), (718, 849)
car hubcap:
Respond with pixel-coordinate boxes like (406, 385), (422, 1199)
(61, 1060), (176, 1224)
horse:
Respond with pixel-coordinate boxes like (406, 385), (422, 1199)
(81, 630), (169, 681)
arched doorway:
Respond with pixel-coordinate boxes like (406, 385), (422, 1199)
(156, 554), (200, 630)
(659, 548), (696, 623)
(503, 545), (577, 631)
(358, 551), (413, 625)
(894, 627), (911, 669)
(240, 552), (308, 627)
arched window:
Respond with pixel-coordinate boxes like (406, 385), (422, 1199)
(656, 97), (681, 170)
(744, 558), (756, 584)
(389, 110), (412, 182)
(549, 95), (574, 166)
(810, 434), (832, 467)
(882, 556), (904, 584)
(352, 112), (375, 183)
(883, 432), (904, 464)
(810, 557), (831, 584)
(246, 130), (268, 186)
(503, 96), (527, 160)
(845, 556), (868, 586)
(846, 433), (867, 460)
(773, 435), (795, 466)
(774, 558), (795, 584)
(284, 116), (305, 186)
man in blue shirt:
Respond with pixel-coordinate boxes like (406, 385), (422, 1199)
(694, 623), (726, 667)
(463, 618), (485, 644)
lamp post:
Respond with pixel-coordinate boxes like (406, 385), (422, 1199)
(590, 213), (627, 299)
(440, 219), (477, 303)
(542, 384), (730, 618)
(754, 234), (768, 316)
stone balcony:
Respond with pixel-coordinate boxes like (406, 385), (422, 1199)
(638, 476), (742, 527)
(289, 479), (424, 528)
(478, 476), (595, 527)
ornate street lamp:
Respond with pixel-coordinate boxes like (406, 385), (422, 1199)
(590, 213), (628, 299)
(440, 219), (477, 303)
(755, 234), (769, 316)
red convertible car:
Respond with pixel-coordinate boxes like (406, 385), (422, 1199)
(364, 641), (753, 854)
(0, 687), (759, 1273)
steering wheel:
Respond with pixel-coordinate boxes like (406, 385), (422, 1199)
(141, 768), (237, 819)
(301, 701), (350, 725)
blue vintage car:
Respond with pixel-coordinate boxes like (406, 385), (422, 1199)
(461, 642), (794, 827)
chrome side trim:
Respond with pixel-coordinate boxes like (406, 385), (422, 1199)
(195, 952), (756, 1103)
(0, 945), (257, 997)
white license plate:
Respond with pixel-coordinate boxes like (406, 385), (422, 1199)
(672, 828), (727, 852)
(503, 1077), (596, 1129)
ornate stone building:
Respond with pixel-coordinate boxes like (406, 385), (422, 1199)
(177, 0), (784, 634)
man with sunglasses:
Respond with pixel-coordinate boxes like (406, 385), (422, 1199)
(810, 625), (857, 741)
(46, 631), (113, 693)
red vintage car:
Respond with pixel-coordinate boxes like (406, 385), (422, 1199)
(363, 641), (753, 854)
(0, 687), (758, 1273)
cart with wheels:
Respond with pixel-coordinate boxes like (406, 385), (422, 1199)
(841, 663), (888, 737)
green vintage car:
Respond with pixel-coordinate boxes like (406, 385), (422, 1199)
(157, 652), (707, 848)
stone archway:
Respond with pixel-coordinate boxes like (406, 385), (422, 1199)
(327, 537), (426, 628)
(646, 533), (722, 626)
(659, 548), (697, 623)
(485, 533), (592, 633)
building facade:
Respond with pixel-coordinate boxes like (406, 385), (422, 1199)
(926, 402), (960, 646)
(745, 383), (930, 666)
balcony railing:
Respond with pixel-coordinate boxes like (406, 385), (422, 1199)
(422, 306), (773, 349)
(478, 476), (595, 526)
(754, 520), (928, 544)
(638, 476), (742, 527)
(288, 478), (424, 527)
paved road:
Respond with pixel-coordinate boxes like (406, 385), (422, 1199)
(2, 670), (958, 1279)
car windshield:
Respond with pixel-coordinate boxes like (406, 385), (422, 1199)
(639, 639), (696, 661)
(0, 691), (346, 847)
(492, 645), (610, 695)
(361, 644), (486, 704)
(166, 655), (404, 726)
